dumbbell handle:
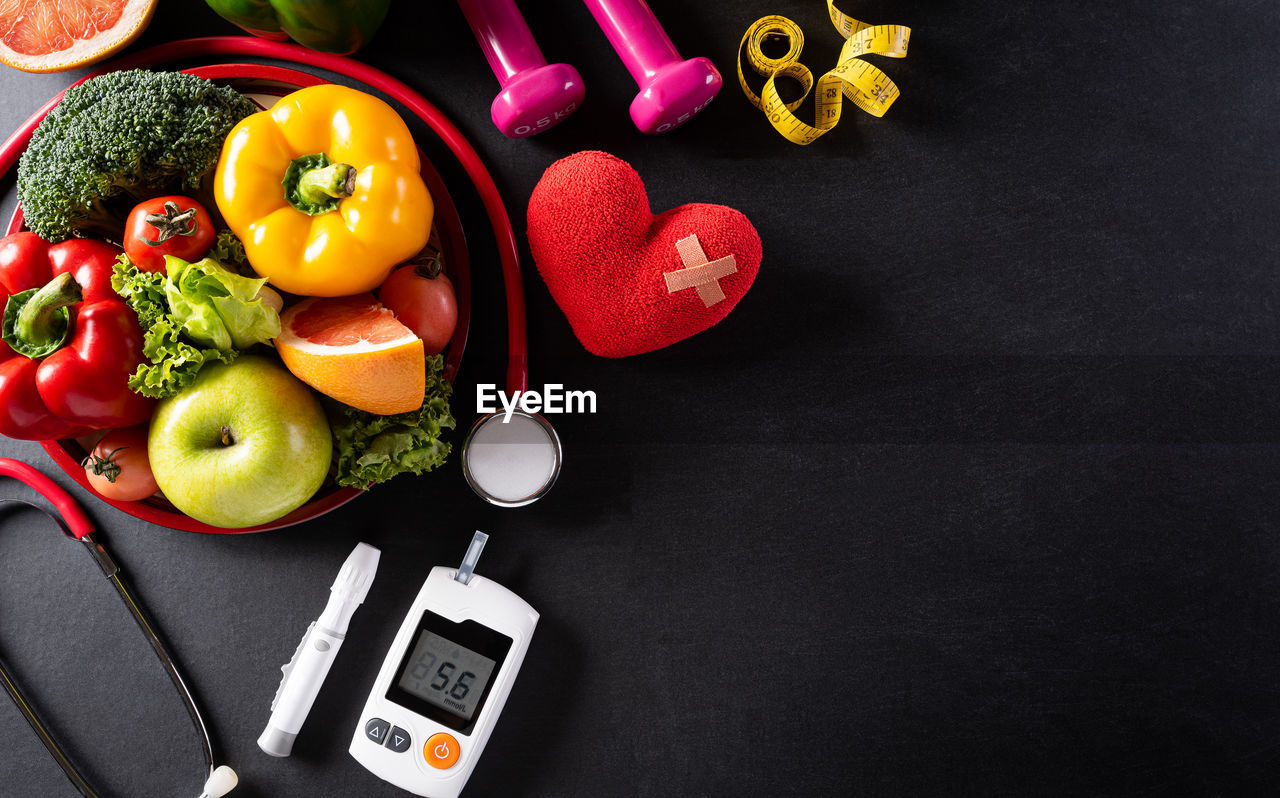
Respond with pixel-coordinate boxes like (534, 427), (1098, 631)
(456, 0), (585, 138)
(581, 0), (681, 85)
(457, 0), (548, 85)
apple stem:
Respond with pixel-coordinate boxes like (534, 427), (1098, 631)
(220, 425), (233, 446)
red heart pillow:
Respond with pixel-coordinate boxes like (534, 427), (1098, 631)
(527, 151), (762, 358)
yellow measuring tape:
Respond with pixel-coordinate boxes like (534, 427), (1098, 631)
(738, 1), (911, 145)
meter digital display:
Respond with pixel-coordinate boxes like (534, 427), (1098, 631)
(385, 610), (512, 735)
(396, 631), (496, 720)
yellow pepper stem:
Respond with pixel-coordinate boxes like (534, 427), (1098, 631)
(299, 162), (356, 203)
(283, 153), (357, 216)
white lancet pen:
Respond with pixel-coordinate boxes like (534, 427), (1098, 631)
(259, 542), (381, 757)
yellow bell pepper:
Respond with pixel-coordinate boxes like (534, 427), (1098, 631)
(213, 84), (433, 297)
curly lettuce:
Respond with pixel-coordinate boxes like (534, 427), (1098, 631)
(326, 355), (455, 488)
(207, 229), (249, 273)
(111, 254), (280, 398)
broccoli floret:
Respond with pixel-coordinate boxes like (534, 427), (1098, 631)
(17, 70), (258, 242)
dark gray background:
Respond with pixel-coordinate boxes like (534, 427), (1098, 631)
(1, 0), (1278, 796)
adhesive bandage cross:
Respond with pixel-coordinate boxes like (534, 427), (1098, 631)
(665, 235), (738, 307)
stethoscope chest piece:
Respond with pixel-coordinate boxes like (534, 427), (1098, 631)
(461, 411), (562, 507)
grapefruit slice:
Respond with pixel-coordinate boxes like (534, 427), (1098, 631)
(0, 0), (155, 73)
(276, 295), (426, 416)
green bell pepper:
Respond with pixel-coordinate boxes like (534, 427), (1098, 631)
(205, 0), (391, 54)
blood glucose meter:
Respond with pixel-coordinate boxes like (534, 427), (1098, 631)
(350, 533), (537, 797)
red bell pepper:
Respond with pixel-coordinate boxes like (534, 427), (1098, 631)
(0, 232), (154, 440)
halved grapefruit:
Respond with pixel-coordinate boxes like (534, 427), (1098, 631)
(276, 295), (426, 416)
(0, 0), (155, 73)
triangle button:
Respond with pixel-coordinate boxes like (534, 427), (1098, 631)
(387, 725), (412, 753)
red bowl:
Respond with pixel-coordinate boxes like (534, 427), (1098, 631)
(8, 62), (471, 533)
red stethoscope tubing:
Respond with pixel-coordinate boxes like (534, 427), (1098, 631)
(0, 36), (529, 395)
(0, 457), (93, 539)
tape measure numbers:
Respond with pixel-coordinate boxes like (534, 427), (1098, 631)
(738, 2), (911, 145)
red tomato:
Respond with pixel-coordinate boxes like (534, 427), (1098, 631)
(123, 196), (215, 273)
(83, 426), (159, 502)
(378, 260), (458, 355)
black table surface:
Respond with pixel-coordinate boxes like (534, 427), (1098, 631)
(1, 1), (1277, 796)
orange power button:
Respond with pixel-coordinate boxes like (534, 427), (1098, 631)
(424, 732), (460, 769)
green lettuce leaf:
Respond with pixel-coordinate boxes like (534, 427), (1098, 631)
(326, 355), (456, 488)
(207, 229), (249, 273)
(164, 255), (280, 350)
(111, 256), (242, 399)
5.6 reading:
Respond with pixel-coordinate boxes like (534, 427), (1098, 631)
(394, 628), (499, 722)
(406, 653), (477, 700)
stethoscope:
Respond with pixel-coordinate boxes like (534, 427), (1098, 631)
(0, 457), (238, 798)
(0, 35), (561, 796)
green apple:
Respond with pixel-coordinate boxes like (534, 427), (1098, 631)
(148, 356), (332, 529)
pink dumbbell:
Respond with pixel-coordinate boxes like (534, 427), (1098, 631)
(581, 0), (722, 134)
(457, 0), (585, 138)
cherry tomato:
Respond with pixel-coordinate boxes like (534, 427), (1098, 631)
(123, 196), (215, 273)
(83, 426), (159, 502)
(378, 259), (458, 355)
